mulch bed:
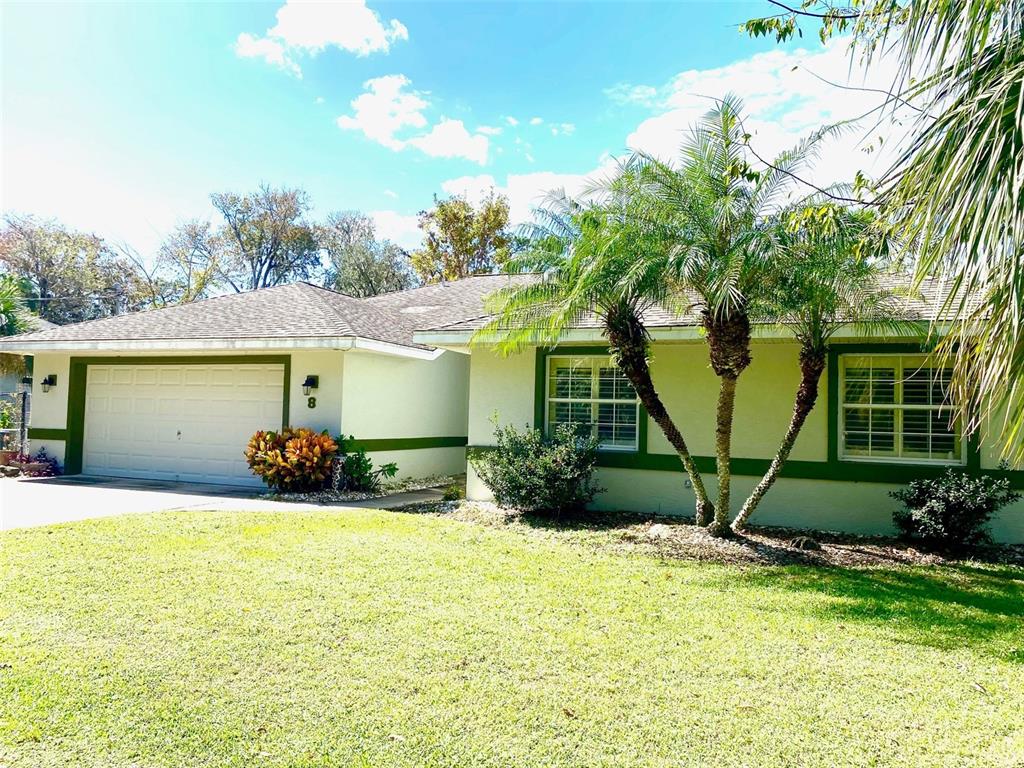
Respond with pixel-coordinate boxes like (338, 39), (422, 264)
(393, 499), (1024, 569)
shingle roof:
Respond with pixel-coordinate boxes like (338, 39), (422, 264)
(421, 274), (967, 333)
(0, 272), (968, 351)
(0, 275), (538, 350)
(1, 283), (415, 347)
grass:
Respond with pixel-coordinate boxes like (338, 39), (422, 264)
(1, 508), (1022, 768)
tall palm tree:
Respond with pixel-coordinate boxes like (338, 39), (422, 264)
(632, 95), (815, 536)
(477, 190), (717, 525)
(731, 206), (911, 531)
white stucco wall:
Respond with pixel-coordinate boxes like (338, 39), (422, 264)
(465, 340), (1024, 543)
(341, 348), (470, 478)
(288, 349), (345, 434)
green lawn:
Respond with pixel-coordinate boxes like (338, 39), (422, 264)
(1, 509), (1022, 768)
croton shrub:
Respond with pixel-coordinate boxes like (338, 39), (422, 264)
(244, 428), (339, 492)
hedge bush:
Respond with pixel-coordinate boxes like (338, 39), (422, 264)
(470, 421), (602, 517)
(891, 466), (1020, 551)
(244, 428), (338, 492)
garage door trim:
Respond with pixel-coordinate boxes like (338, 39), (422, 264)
(64, 355), (291, 475)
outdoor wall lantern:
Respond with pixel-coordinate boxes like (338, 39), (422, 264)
(302, 375), (319, 396)
(40, 374), (57, 393)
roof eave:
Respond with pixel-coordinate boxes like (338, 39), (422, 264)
(413, 322), (941, 348)
(0, 335), (443, 360)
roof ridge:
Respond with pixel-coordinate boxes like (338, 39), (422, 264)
(365, 271), (544, 301)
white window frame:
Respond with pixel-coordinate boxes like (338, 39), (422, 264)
(545, 355), (640, 452)
(838, 353), (965, 466)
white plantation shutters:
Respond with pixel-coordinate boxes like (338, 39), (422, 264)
(840, 355), (962, 464)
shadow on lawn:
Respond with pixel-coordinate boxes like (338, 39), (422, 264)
(520, 511), (1024, 662)
(733, 564), (1024, 663)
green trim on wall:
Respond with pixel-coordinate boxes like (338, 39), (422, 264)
(27, 427), (68, 441)
(519, 341), (1024, 488)
(63, 355), (291, 475)
(347, 436), (468, 452)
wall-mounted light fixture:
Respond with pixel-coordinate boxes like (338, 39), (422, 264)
(302, 375), (319, 396)
(40, 374), (57, 393)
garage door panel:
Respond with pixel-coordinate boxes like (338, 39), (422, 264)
(83, 363), (284, 487)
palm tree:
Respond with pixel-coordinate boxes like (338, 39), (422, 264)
(0, 275), (31, 376)
(731, 206), (912, 531)
(745, 0), (1024, 461)
(477, 190), (717, 525)
(632, 95), (815, 536)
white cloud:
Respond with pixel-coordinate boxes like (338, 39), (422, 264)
(407, 118), (489, 165)
(235, 0), (407, 76)
(336, 74), (428, 150)
(383, 189), (398, 199)
(550, 122), (576, 137)
(370, 210), (421, 249)
(505, 116), (519, 127)
(476, 125), (502, 136)
(234, 33), (300, 77)
(529, 117), (543, 126)
(337, 78), (490, 164)
(315, 96), (325, 104)
(621, 37), (908, 189)
(604, 83), (659, 107)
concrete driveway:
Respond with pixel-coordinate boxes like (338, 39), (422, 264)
(0, 475), (443, 530)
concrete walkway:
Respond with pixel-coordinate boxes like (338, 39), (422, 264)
(0, 475), (444, 531)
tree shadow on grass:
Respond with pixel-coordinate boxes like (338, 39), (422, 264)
(730, 563), (1024, 663)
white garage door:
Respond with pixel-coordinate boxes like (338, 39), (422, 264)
(83, 363), (285, 486)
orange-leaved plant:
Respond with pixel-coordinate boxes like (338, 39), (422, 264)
(244, 428), (339, 492)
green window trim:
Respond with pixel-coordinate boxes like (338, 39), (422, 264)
(63, 355), (291, 475)
(523, 343), (1023, 487)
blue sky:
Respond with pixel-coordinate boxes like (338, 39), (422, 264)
(1, 1), (897, 255)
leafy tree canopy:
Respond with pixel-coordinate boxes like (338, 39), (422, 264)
(320, 211), (415, 297)
(411, 192), (517, 283)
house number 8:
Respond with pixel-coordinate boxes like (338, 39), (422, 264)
(307, 396), (317, 409)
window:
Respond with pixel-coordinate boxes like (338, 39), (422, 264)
(840, 354), (963, 464)
(546, 355), (639, 451)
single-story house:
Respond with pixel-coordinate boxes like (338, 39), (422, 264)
(0, 277), (528, 487)
(2, 274), (1021, 543)
(410, 276), (1024, 544)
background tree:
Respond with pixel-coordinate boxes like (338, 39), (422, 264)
(210, 185), (321, 292)
(744, 0), (1024, 460)
(411, 192), (516, 283)
(153, 220), (219, 305)
(320, 211), (415, 297)
(480, 189), (716, 524)
(0, 214), (149, 324)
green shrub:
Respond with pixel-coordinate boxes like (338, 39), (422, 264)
(244, 428), (338, 492)
(891, 466), (1020, 551)
(470, 421), (602, 516)
(332, 436), (399, 493)
(441, 484), (463, 502)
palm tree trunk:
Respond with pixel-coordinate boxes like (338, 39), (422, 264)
(732, 347), (827, 532)
(605, 303), (714, 525)
(709, 374), (737, 536)
(703, 310), (752, 537)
